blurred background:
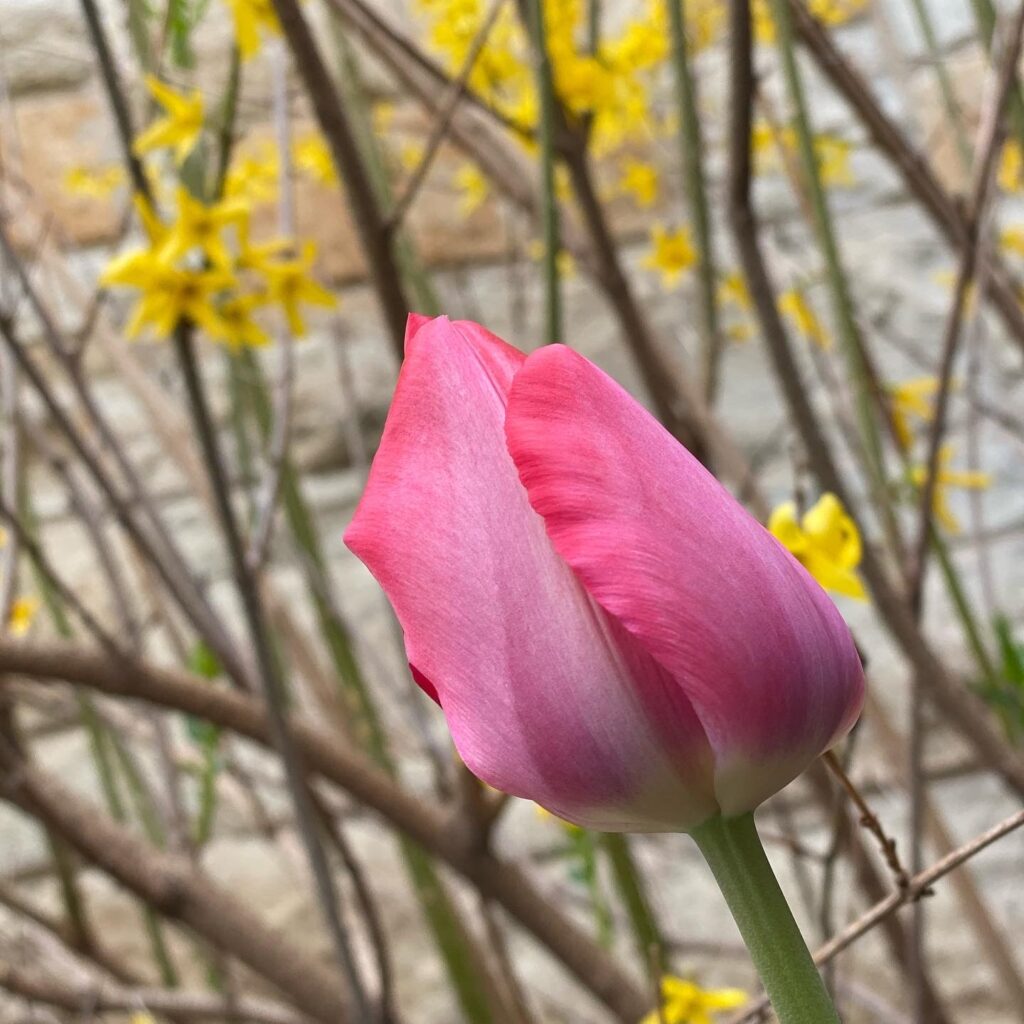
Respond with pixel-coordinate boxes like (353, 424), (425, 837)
(0, 0), (1023, 1021)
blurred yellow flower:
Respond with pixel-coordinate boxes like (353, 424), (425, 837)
(618, 158), (659, 207)
(237, 230), (295, 276)
(769, 493), (866, 599)
(1000, 224), (1024, 257)
(910, 444), (991, 533)
(102, 246), (234, 340)
(225, 146), (280, 203)
(527, 240), (576, 277)
(399, 141), (425, 171)
(225, 0), (282, 60)
(1000, 141), (1024, 193)
(133, 76), (204, 165)
(754, 0), (866, 43)
(644, 225), (696, 287)
(455, 162), (489, 215)
(814, 135), (855, 187)
(719, 271), (754, 341)
(161, 187), (249, 269)
(260, 241), (336, 336)
(8, 597), (40, 638)
(888, 376), (950, 451)
(778, 289), (831, 349)
(219, 294), (271, 349)
(752, 121), (854, 187)
(63, 164), (127, 199)
(372, 101), (396, 134)
(719, 270), (752, 311)
(639, 976), (748, 1024)
(811, 0), (869, 26)
(293, 134), (338, 186)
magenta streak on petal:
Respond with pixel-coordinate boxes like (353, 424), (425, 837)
(505, 344), (864, 816)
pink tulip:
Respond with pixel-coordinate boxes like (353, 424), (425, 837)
(345, 315), (864, 832)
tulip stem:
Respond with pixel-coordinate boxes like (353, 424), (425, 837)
(691, 812), (840, 1024)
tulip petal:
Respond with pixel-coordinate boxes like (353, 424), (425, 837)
(346, 317), (716, 830)
(506, 345), (864, 816)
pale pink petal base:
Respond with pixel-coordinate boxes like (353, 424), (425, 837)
(505, 345), (864, 816)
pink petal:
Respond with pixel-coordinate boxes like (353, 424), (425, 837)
(505, 345), (864, 816)
(345, 317), (716, 830)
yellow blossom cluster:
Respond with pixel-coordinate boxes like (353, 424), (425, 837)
(103, 78), (336, 347)
(416, 0), (715, 156)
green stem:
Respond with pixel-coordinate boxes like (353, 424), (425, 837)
(768, 0), (902, 559)
(527, 0), (563, 344)
(691, 813), (840, 1024)
(601, 832), (664, 981)
(904, 0), (972, 174)
(230, 348), (500, 1023)
(667, 0), (722, 403)
(930, 528), (998, 681)
(329, 16), (440, 315)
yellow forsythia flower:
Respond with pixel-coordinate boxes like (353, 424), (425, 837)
(225, 146), (280, 204)
(639, 976), (748, 1024)
(225, 0), (282, 60)
(1000, 224), (1024, 257)
(769, 493), (866, 599)
(718, 271), (752, 311)
(527, 240), (576, 277)
(1000, 141), (1024, 193)
(455, 162), (489, 216)
(64, 164), (127, 199)
(160, 187), (250, 269)
(643, 225), (696, 288)
(219, 294), (271, 349)
(778, 289), (831, 349)
(293, 134), (338, 187)
(618, 158), (659, 207)
(8, 597), (40, 638)
(103, 255), (235, 340)
(260, 241), (337, 336)
(133, 76), (204, 166)
(399, 141), (425, 171)
(888, 376), (950, 451)
(910, 444), (991, 534)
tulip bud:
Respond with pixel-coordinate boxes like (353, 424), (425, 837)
(345, 315), (863, 832)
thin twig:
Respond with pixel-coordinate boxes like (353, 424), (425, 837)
(270, 0), (410, 360)
(247, 39), (297, 574)
(0, 967), (311, 1024)
(907, 0), (1024, 609)
(823, 750), (908, 888)
(728, 807), (1024, 1023)
(0, 638), (650, 1023)
(173, 323), (374, 1021)
(387, 0), (506, 232)
(789, 0), (1024, 356)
